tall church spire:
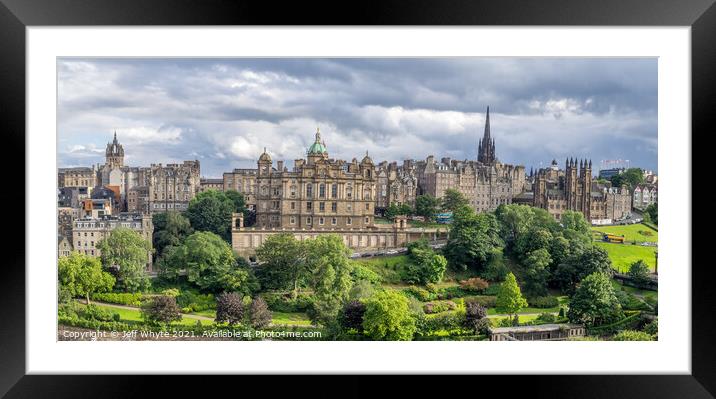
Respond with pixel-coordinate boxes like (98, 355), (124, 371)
(478, 106), (496, 164)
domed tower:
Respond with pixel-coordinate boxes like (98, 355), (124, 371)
(257, 147), (272, 177)
(306, 128), (329, 165)
(105, 131), (124, 168)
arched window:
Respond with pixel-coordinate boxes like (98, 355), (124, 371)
(306, 184), (313, 198)
(319, 184), (326, 198)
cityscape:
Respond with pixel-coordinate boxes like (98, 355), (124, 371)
(57, 58), (658, 341)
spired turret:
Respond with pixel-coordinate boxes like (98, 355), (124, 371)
(105, 131), (124, 168)
(477, 106), (496, 165)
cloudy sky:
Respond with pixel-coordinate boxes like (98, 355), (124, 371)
(58, 58), (657, 177)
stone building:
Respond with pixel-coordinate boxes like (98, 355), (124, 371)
(632, 184), (657, 210)
(58, 166), (98, 192)
(375, 160), (418, 213)
(71, 213), (153, 269)
(95, 133), (201, 213)
(223, 168), (258, 210)
(127, 185), (149, 214)
(489, 324), (585, 341)
(58, 235), (73, 258)
(58, 186), (89, 208)
(58, 207), (81, 242)
(80, 198), (114, 219)
(533, 158), (631, 223)
(230, 130), (448, 257)
(253, 128), (377, 230)
(199, 178), (224, 192)
(415, 107), (526, 213)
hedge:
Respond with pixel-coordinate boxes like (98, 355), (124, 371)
(90, 292), (146, 307)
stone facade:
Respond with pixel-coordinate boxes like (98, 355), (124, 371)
(632, 184), (657, 210)
(58, 235), (73, 258)
(199, 178), (224, 192)
(253, 129), (377, 230)
(489, 324), (585, 341)
(96, 133), (201, 213)
(71, 213), (154, 269)
(223, 168), (258, 210)
(58, 166), (97, 192)
(533, 158), (631, 223)
(375, 160), (418, 212)
(416, 107), (526, 213)
(232, 213), (447, 257)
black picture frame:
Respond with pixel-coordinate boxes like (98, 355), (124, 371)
(0, 0), (710, 397)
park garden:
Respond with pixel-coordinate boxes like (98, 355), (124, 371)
(57, 189), (658, 341)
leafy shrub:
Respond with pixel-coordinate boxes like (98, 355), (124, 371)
(81, 304), (118, 322)
(215, 292), (245, 326)
(464, 300), (489, 334)
(425, 283), (439, 293)
(161, 288), (181, 298)
(643, 318), (658, 338)
(261, 292), (314, 313)
(90, 292), (145, 307)
(403, 286), (437, 302)
(483, 282), (502, 296)
(338, 300), (366, 332)
(459, 277), (489, 293)
(528, 296), (559, 309)
(416, 311), (469, 337)
(422, 300), (457, 314)
(249, 297), (272, 329)
(351, 264), (382, 284)
(615, 291), (650, 311)
(536, 312), (557, 323)
(463, 295), (496, 308)
(141, 295), (182, 325)
(612, 330), (653, 341)
(176, 291), (216, 312)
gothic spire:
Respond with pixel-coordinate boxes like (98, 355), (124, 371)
(484, 106), (491, 142)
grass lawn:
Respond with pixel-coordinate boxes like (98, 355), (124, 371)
(611, 280), (658, 303)
(595, 242), (657, 273)
(271, 312), (313, 327)
(488, 313), (542, 324)
(353, 254), (409, 284)
(89, 303), (215, 326)
(591, 223), (658, 243)
(486, 296), (568, 316)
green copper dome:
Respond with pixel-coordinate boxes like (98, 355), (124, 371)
(307, 128), (328, 154)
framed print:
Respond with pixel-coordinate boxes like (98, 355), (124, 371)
(1, 0), (712, 397)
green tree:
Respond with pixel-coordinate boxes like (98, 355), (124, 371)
(249, 296), (272, 329)
(567, 272), (623, 327)
(560, 211), (592, 244)
(185, 189), (235, 241)
(254, 233), (309, 298)
(305, 234), (354, 327)
(384, 203), (400, 220)
(523, 248), (552, 296)
(403, 239), (447, 284)
(415, 194), (440, 221)
(644, 203), (658, 225)
(362, 290), (417, 341)
(58, 252), (115, 304)
(152, 211), (193, 258)
(141, 295), (182, 326)
(215, 292), (245, 326)
(495, 272), (528, 322)
(96, 228), (152, 292)
(611, 168), (644, 190)
(441, 189), (470, 213)
(628, 260), (651, 287)
(444, 205), (502, 271)
(160, 231), (251, 294)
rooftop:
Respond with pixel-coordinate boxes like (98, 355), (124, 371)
(489, 323), (583, 334)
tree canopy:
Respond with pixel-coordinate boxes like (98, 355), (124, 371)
(362, 290), (417, 341)
(441, 189), (470, 213)
(567, 272), (623, 327)
(159, 231), (252, 294)
(96, 227), (152, 292)
(185, 189), (235, 241)
(152, 211), (193, 258)
(495, 272), (528, 320)
(58, 252), (115, 303)
(444, 205), (502, 271)
(415, 194), (440, 221)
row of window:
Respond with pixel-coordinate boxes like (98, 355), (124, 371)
(287, 216), (371, 225)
